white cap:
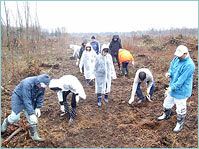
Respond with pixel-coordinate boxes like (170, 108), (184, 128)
(174, 45), (188, 57)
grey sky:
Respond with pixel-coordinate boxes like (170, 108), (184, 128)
(1, 1), (198, 33)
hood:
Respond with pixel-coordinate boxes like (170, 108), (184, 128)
(49, 79), (62, 89)
(112, 35), (119, 40)
(37, 74), (51, 86)
(85, 43), (94, 51)
(82, 39), (88, 45)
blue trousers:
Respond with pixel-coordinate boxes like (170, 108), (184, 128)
(136, 82), (155, 100)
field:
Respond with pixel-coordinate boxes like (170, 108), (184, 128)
(1, 35), (198, 148)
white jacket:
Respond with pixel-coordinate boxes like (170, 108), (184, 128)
(94, 52), (116, 94)
(49, 75), (86, 102)
(79, 43), (97, 79)
(129, 68), (154, 102)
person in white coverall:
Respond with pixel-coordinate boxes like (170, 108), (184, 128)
(49, 75), (86, 123)
(157, 45), (195, 133)
(94, 44), (117, 107)
(79, 43), (97, 86)
(128, 68), (155, 104)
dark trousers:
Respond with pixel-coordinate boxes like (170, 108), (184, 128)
(112, 54), (120, 69)
(122, 62), (129, 76)
(136, 82), (156, 100)
(62, 91), (76, 108)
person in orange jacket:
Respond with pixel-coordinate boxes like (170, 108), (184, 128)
(118, 49), (134, 77)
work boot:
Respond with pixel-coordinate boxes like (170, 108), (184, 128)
(69, 108), (76, 123)
(60, 102), (70, 118)
(1, 118), (10, 133)
(97, 97), (102, 107)
(157, 108), (171, 121)
(29, 124), (45, 141)
(104, 94), (109, 103)
(173, 114), (185, 133)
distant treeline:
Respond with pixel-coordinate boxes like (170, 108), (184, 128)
(70, 28), (198, 38)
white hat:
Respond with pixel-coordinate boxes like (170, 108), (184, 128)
(174, 45), (188, 57)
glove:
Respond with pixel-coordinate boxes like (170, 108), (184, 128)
(30, 114), (38, 123)
(80, 68), (82, 73)
(165, 72), (171, 78)
(76, 95), (80, 103)
(164, 87), (171, 97)
(128, 97), (134, 104)
(112, 75), (117, 80)
(76, 61), (79, 66)
(132, 61), (135, 65)
(60, 105), (65, 112)
(146, 88), (150, 95)
(35, 108), (41, 117)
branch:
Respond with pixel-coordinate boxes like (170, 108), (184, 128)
(3, 127), (23, 144)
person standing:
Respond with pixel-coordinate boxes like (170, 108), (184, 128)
(118, 49), (134, 77)
(1, 74), (51, 141)
(90, 36), (100, 55)
(109, 35), (122, 70)
(79, 43), (97, 85)
(128, 68), (155, 104)
(157, 45), (195, 133)
(49, 75), (86, 123)
(94, 45), (117, 107)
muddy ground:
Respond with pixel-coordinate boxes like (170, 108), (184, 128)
(1, 41), (198, 148)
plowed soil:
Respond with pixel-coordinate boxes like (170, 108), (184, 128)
(1, 41), (198, 148)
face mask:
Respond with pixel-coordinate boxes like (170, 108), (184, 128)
(40, 83), (47, 88)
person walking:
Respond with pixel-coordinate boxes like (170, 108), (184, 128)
(157, 45), (195, 133)
(94, 44), (117, 107)
(79, 43), (97, 85)
(109, 35), (122, 70)
(90, 36), (100, 55)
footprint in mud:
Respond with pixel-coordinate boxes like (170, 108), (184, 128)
(142, 121), (160, 130)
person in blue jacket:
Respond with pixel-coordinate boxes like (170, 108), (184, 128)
(1, 74), (50, 141)
(157, 45), (195, 133)
(90, 36), (100, 55)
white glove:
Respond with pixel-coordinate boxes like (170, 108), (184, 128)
(76, 95), (80, 103)
(76, 59), (79, 66)
(128, 97), (134, 104)
(146, 88), (150, 95)
(112, 75), (117, 80)
(132, 61), (135, 65)
(35, 108), (41, 117)
(60, 105), (65, 112)
(165, 72), (171, 78)
(80, 68), (82, 73)
(164, 87), (171, 97)
(30, 114), (38, 123)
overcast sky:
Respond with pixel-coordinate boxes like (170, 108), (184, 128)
(1, 1), (198, 33)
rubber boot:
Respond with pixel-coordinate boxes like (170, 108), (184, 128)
(86, 79), (89, 86)
(173, 114), (185, 133)
(122, 67), (125, 77)
(60, 102), (70, 117)
(29, 124), (45, 141)
(97, 97), (102, 107)
(69, 108), (76, 123)
(157, 108), (171, 121)
(104, 94), (109, 103)
(1, 118), (10, 133)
